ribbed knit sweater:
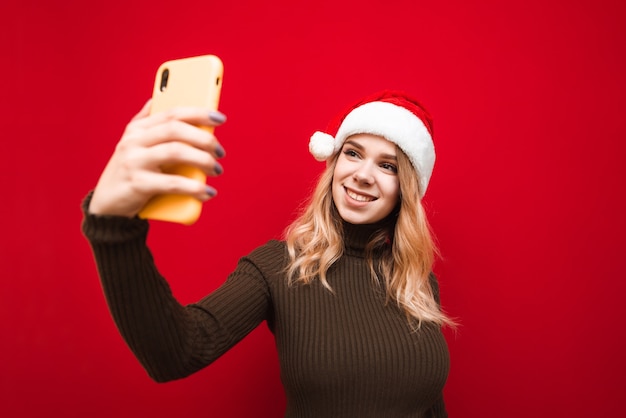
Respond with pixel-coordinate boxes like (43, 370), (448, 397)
(82, 195), (450, 417)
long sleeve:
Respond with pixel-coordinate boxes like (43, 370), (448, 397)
(81, 193), (271, 382)
(82, 192), (450, 415)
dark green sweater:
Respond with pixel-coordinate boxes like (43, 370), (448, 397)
(82, 196), (449, 417)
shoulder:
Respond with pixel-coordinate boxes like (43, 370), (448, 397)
(246, 239), (287, 260)
(240, 239), (289, 278)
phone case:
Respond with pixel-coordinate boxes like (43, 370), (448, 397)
(138, 55), (224, 225)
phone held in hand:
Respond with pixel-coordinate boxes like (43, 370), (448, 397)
(138, 54), (224, 225)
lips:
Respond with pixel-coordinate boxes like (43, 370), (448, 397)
(345, 187), (377, 202)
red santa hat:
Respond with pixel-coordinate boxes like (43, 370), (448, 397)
(309, 90), (436, 197)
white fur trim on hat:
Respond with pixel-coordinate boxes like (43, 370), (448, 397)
(310, 101), (435, 196)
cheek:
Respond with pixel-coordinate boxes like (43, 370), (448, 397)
(384, 177), (401, 200)
(385, 180), (401, 209)
(332, 160), (351, 186)
(331, 169), (342, 200)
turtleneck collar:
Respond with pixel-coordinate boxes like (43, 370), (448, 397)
(341, 213), (397, 257)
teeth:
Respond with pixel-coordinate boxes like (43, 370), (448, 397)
(347, 189), (375, 202)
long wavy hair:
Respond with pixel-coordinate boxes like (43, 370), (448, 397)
(284, 146), (455, 328)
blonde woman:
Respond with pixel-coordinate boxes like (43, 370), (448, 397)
(83, 90), (453, 417)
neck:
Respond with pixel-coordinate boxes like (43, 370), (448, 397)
(341, 213), (397, 257)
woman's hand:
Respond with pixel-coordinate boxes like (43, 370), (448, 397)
(88, 100), (227, 217)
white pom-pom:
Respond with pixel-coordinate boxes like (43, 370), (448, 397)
(309, 131), (336, 161)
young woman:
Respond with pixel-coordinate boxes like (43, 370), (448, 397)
(82, 90), (454, 417)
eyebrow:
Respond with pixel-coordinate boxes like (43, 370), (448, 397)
(344, 139), (398, 161)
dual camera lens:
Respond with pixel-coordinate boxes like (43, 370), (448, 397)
(159, 68), (220, 92)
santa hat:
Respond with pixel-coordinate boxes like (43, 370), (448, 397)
(309, 90), (435, 197)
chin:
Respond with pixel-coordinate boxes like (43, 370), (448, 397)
(338, 211), (383, 225)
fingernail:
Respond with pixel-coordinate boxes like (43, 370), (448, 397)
(214, 162), (223, 175)
(206, 186), (217, 197)
(215, 144), (226, 158)
(209, 110), (227, 124)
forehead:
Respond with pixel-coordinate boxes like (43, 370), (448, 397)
(344, 133), (397, 155)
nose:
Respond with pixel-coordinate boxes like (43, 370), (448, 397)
(353, 161), (375, 184)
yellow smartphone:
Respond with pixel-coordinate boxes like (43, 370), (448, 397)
(138, 54), (224, 225)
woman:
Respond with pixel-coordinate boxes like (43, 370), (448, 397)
(82, 90), (454, 417)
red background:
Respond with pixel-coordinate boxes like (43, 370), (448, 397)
(2, 0), (625, 416)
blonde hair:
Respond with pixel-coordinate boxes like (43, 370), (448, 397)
(284, 147), (455, 328)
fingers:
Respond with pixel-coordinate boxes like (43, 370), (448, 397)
(131, 106), (227, 131)
(129, 170), (218, 202)
(143, 141), (224, 177)
(123, 103), (227, 159)
(89, 101), (228, 218)
(138, 119), (225, 156)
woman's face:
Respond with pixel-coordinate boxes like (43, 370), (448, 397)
(332, 134), (401, 224)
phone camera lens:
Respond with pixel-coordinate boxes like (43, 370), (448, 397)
(160, 68), (170, 92)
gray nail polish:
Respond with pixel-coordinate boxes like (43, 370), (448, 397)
(208, 110), (227, 124)
(214, 162), (223, 175)
(215, 145), (226, 158)
(206, 186), (217, 197)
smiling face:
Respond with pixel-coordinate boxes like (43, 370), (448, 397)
(331, 134), (401, 225)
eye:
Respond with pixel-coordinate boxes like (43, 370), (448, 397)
(380, 162), (398, 173)
(343, 148), (361, 159)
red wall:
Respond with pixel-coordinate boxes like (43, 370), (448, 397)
(2, 0), (625, 416)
